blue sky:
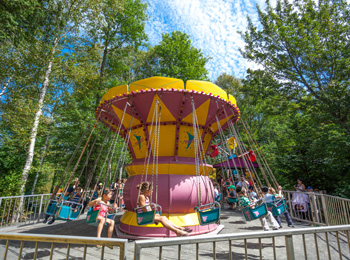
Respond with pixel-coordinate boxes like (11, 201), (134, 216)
(144, 0), (270, 81)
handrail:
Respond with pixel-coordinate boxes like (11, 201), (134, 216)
(0, 232), (128, 260)
(135, 225), (350, 247)
(134, 225), (350, 260)
(0, 193), (56, 200)
(283, 190), (350, 227)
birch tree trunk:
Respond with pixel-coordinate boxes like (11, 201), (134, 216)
(20, 37), (58, 195)
(31, 132), (50, 195)
(14, 37), (59, 222)
(0, 75), (13, 98)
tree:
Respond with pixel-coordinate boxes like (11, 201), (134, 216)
(14, 0), (90, 196)
(0, 0), (46, 46)
(150, 31), (210, 82)
(215, 73), (243, 103)
(85, 0), (148, 102)
(240, 0), (350, 128)
(238, 0), (350, 197)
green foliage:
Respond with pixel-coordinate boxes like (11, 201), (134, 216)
(238, 0), (350, 197)
(151, 31), (210, 82)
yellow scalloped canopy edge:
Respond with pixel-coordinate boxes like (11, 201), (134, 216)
(100, 76), (237, 106)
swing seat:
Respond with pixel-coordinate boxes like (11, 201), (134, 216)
(56, 202), (82, 221)
(215, 194), (221, 202)
(134, 203), (162, 226)
(267, 199), (286, 216)
(241, 201), (268, 221)
(195, 202), (220, 225)
(86, 207), (100, 225)
(227, 197), (237, 204)
(45, 200), (58, 215)
(86, 206), (117, 226)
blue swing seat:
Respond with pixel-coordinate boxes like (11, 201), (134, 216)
(195, 202), (220, 225)
(215, 194), (221, 202)
(267, 199), (287, 216)
(45, 200), (58, 215)
(227, 197), (237, 203)
(241, 200), (268, 221)
(134, 203), (162, 226)
(56, 201), (83, 221)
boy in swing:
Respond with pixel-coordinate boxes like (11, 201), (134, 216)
(236, 186), (279, 231)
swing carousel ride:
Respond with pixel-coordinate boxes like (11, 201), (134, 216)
(95, 76), (240, 237)
(45, 76), (285, 239)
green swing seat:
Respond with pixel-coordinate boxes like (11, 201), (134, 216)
(86, 205), (117, 226)
(195, 202), (220, 225)
(241, 201), (268, 221)
(227, 197), (238, 203)
(134, 203), (162, 226)
(267, 199), (287, 216)
(55, 201), (83, 221)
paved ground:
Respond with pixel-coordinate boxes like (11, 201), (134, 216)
(0, 206), (349, 260)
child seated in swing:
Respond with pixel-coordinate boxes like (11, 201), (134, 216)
(88, 188), (118, 247)
(67, 186), (83, 211)
(136, 182), (192, 237)
(269, 186), (294, 228)
(227, 185), (237, 210)
(236, 186), (279, 231)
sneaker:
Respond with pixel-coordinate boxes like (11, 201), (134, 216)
(273, 228), (279, 230)
(43, 217), (48, 224)
(47, 218), (55, 225)
(289, 225), (295, 228)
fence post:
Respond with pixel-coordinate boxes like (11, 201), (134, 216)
(120, 240), (127, 260)
(37, 195), (44, 223)
(309, 193), (319, 225)
(287, 192), (293, 217)
(285, 235), (295, 260)
(134, 242), (141, 260)
(342, 200), (348, 225)
(321, 194), (330, 226)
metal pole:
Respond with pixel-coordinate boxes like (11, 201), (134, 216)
(120, 240), (127, 260)
(321, 194), (330, 226)
(285, 235), (295, 260)
(134, 243), (141, 260)
(37, 195), (44, 223)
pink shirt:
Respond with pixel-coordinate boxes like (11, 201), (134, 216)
(94, 203), (109, 218)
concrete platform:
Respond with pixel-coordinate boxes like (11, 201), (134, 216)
(115, 224), (225, 240)
(2, 206), (344, 260)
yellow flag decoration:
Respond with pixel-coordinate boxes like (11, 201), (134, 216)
(209, 168), (217, 180)
(227, 137), (237, 150)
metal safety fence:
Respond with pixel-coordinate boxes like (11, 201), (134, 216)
(134, 225), (350, 260)
(0, 233), (127, 260)
(0, 194), (53, 229)
(283, 191), (350, 227)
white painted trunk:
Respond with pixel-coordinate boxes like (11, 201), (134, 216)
(31, 132), (50, 195)
(0, 75), (13, 98)
(20, 37), (59, 195)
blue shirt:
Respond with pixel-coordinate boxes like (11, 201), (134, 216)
(263, 194), (275, 203)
